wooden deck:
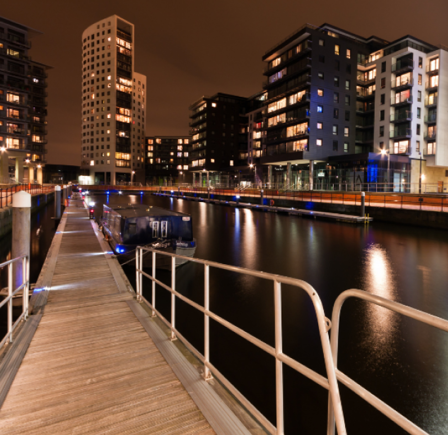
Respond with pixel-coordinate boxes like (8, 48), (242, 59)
(0, 199), (251, 434)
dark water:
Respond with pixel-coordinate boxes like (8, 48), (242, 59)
(0, 203), (56, 338)
(86, 192), (448, 435)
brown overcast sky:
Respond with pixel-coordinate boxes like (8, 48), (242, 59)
(2, 0), (448, 165)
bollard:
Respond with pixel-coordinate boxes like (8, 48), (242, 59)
(361, 191), (365, 217)
(207, 187), (210, 200)
(54, 185), (61, 220)
(62, 185), (67, 206)
(12, 191), (31, 292)
(260, 189), (264, 205)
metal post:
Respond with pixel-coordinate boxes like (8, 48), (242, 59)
(260, 189), (264, 205)
(171, 256), (176, 341)
(54, 185), (61, 220)
(204, 264), (212, 380)
(12, 191), (31, 293)
(7, 263), (12, 343)
(387, 152), (390, 193)
(151, 251), (156, 317)
(419, 152), (422, 195)
(274, 280), (284, 434)
(22, 256), (29, 319)
(309, 160), (314, 191)
(139, 247), (143, 300)
(135, 248), (140, 297)
(361, 192), (365, 217)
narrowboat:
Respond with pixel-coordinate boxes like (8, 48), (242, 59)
(101, 204), (196, 268)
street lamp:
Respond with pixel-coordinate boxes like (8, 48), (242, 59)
(380, 148), (390, 192)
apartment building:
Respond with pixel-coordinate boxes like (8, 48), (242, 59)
(80, 15), (146, 185)
(0, 16), (49, 184)
(189, 93), (248, 186)
(145, 136), (191, 185)
(258, 24), (448, 191)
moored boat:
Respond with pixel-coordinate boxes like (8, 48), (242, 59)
(101, 204), (196, 269)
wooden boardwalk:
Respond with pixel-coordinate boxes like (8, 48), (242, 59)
(0, 199), (247, 434)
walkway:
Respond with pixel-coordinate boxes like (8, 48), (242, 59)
(0, 199), (218, 434)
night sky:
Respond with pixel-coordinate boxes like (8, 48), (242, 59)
(3, 0), (448, 165)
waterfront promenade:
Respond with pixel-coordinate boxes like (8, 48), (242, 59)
(0, 198), (250, 434)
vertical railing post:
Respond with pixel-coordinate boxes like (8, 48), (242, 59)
(139, 247), (143, 301)
(8, 262), (13, 343)
(170, 256), (176, 341)
(135, 247), (140, 298)
(151, 251), (156, 317)
(22, 256), (29, 319)
(203, 264), (212, 380)
(274, 280), (284, 435)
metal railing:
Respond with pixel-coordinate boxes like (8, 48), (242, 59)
(328, 289), (448, 435)
(135, 247), (347, 435)
(0, 184), (53, 209)
(0, 254), (30, 350)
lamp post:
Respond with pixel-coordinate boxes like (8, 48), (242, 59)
(381, 149), (390, 192)
(419, 152), (422, 194)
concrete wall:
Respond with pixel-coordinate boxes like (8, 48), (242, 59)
(0, 192), (54, 239)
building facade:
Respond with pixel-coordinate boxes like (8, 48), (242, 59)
(189, 93), (248, 187)
(145, 136), (191, 185)
(258, 24), (448, 191)
(81, 15), (146, 185)
(0, 17), (49, 185)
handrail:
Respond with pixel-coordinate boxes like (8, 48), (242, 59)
(135, 246), (347, 435)
(328, 289), (448, 435)
(0, 184), (53, 209)
(0, 254), (30, 349)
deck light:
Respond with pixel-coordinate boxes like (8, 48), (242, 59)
(119, 191), (122, 194)
(0, 146), (5, 152)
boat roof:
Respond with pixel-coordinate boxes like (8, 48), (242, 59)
(103, 204), (191, 219)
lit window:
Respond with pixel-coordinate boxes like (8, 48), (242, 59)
(346, 49), (351, 59)
(230, 160), (234, 166)
(107, 114), (111, 118)
(178, 139), (183, 144)
(335, 45), (340, 55)
(317, 122), (323, 130)
(316, 139), (322, 146)
(211, 102), (217, 107)
(90, 160), (94, 166)
(107, 75), (111, 80)
(318, 89), (324, 97)
(317, 105), (323, 113)
(344, 127), (349, 137)
(211, 159), (215, 163)
(183, 165), (188, 170)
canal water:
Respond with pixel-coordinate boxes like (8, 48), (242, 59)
(87, 192), (448, 435)
(0, 203), (56, 341)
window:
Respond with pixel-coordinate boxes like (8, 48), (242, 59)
(334, 108), (339, 119)
(333, 125), (338, 135)
(344, 127), (350, 137)
(417, 91), (422, 102)
(346, 64), (351, 73)
(380, 94), (385, 104)
(334, 92), (339, 103)
(416, 141), (420, 152)
(317, 122), (323, 129)
(230, 160), (234, 166)
(346, 49), (351, 59)
(318, 72), (324, 79)
(429, 58), (439, 71)
(344, 142), (348, 152)
(418, 74), (422, 85)
(379, 126), (384, 137)
(381, 78), (386, 88)
(380, 142), (384, 150)
(345, 95), (350, 106)
(319, 55), (325, 63)
(381, 61), (386, 73)
(417, 107), (421, 119)
(317, 105), (323, 113)
(418, 57), (423, 68)
(334, 76), (339, 87)
(380, 110), (385, 121)
(319, 39), (325, 46)
(316, 139), (322, 146)
(335, 45), (340, 55)
(345, 111), (350, 121)
(333, 140), (338, 151)
(345, 80), (350, 90)
(417, 124), (420, 135)
(318, 89), (324, 97)
(335, 60), (340, 71)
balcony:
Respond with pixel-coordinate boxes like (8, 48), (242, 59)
(356, 102), (375, 113)
(389, 128), (411, 140)
(391, 78), (413, 91)
(391, 59), (413, 74)
(263, 41), (312, 75)
(425, 80), (438, 91)
(356, 88), (375, 99)
(356, 75), (376, 86)
(7, 128), (26, 135)
(425, 96), (437, 107)
(424, 113), (437, 124)
(263, 59), (312, 89)
(5, 33), (31, 48)
(424, 143), (437, 156)
(391, 95), (412, 107)
(424, 130), (437, 141)
(390, 111), (412, 123)
(426, 64), (439, 74)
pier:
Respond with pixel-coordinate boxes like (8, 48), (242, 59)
(0, 198), (252, 434)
